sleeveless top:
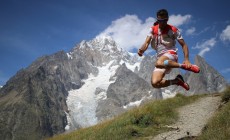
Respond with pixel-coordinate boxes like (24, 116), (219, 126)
(148, 24), (183, 56)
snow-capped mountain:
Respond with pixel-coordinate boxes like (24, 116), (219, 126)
(65, 36), (156, 131)
(0, 36), (228, 140)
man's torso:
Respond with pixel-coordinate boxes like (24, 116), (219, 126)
(149, 24), (183, 56)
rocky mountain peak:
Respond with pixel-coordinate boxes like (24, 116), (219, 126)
(194, 55), (206, 66)
(184, 55), (228, 94)
(68, 35), (141, 67)
(76, 36), (122, 54)
(93, 36), (118, 49)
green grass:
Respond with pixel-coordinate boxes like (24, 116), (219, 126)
(48, 94), (203, 140)
(196, 87), (230, 140)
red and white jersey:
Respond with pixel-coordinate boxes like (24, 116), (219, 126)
(148, 24), (183, 56)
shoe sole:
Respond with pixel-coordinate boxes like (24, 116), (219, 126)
(176, 75), (190, 90)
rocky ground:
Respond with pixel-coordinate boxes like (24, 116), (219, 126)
(151, 95), (221, 140)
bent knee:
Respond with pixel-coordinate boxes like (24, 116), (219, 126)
(151, 79), (161, 88)
(155, 60), (170, 68)
(155, 61), (162, 68)
(155, 61), (165, 68)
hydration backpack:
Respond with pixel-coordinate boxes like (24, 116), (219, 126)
(151, 24), (178, 49)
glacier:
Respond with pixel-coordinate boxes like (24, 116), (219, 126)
(65, 58), (141, 131)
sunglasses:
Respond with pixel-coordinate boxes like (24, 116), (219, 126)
(157, 18), (168, 23)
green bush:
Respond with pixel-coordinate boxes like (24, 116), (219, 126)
(221, 86), (230, 102)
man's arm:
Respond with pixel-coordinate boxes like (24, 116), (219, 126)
(177, 39), (191, 68)
(138, 36), (151, 57)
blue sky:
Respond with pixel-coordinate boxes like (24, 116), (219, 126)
(1, 0), (230, 85)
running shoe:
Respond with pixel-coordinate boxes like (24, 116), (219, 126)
(181, 64), (200, 73)
(176, 74), (190, 91)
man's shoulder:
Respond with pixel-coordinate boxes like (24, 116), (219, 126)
(150, 24), (159, 34)
(168, 24), (178, 32)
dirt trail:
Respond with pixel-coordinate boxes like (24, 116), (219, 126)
(152, 95), (221, 140)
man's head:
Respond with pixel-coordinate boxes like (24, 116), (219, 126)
(156, 9), (169, 29)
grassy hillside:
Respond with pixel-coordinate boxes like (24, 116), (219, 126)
(196, 87), (230, 140)
(48, 94), (203, 140)
(48, 87), (230, 140)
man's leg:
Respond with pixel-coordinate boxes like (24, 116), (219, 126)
(151, 70), (168, 88)
(151, 56), (174, 88)
(155, 54), (200, 73)
(151, 55), (190, 90)
(155, 55), (180, 69)
(151, 71), (190, 90)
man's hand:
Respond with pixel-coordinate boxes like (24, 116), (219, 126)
(183, 59), (192, 68)
(138, 49), (144, 57)
(138, 36), (151, 57)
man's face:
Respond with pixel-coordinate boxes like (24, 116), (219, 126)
(157, 15), (168, 29)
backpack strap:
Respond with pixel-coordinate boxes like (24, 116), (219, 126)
(151, 24), (159, 46)
(151, 24), (159, 36)
(152, 24), (178, 35)
(166, 25), (178, 39)
(167, 24), (178, 33)
(151, 24), (178, 47)
(161, 25), (178, 34)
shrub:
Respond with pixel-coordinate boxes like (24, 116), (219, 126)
(221, 86), (230, 103)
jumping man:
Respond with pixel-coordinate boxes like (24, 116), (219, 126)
(138, 9), (200, 91)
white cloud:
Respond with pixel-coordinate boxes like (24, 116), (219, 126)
(186, 27), (196, 36)
(192, 38), (217, 57)
(97, 14), (155, 51)
(220, 25), (230, 42)
(97, 14), (192, 51)
(168, 14), (192, 27)
(198, 47), (210, 57)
